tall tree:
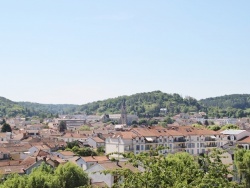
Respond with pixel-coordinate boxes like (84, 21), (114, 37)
(1, 123), (12, 132)
(58, 121), (67, 132)
(55, 162), (89, 188)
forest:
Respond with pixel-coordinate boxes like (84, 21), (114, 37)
(1, 92), (250, 118)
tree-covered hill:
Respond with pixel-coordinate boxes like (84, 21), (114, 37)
(0, 97), (26, 117)
(2, 92), (250, 118)
(18, 102), (77, 117)
(78, 91), (203, 117)
(200, 94), (250, 109)
(0, 97), (78, 118)
(199, 94), (250, 118)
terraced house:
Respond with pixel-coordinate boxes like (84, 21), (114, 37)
(105, 126), (228, 157)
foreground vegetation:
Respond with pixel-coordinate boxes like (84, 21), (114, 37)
(3, 148), (250, 187)
(0, 162), (89, 188)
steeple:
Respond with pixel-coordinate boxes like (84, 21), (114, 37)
(120, 100), (127, 125)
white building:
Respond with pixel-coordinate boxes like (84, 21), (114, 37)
(106, 126), (226, 157)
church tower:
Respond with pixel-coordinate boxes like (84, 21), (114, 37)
(120, 100), (127, 125)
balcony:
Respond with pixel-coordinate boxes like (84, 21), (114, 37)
(205, 143), (218, 148)
(174, 144), (186, 149)
(205, 136), (217, 142)
(174, 138), (186, 142)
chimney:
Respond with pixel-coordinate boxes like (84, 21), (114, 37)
(43, 156), (47, 162)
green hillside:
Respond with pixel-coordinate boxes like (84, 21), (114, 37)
(0, 97), (78, 118)
(199, 94), (250, 118)
(18, 102), (78, 117)
(0, 97), (26, 117)
(78, 91), (203, 117)
(2, 92), (250, 119)
(200, 94), (250, 109)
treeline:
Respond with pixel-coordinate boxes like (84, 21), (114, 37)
(0, 97), (78, 118)
(200, 94), (250, 109)
(200, 94), (250, 118)
(205, 107), (250, 118)
(18, 102), (77, 118)
(2, 92), (250, 119)
(78, 91), (203, 117)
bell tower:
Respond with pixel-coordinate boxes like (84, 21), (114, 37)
(120, 100), (127, 125)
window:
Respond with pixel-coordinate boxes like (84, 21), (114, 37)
(197, 143), (199, 148)
(197, 149), (199, 154)
(164, 138), (167, 142)
(159, 139), (162, 143)
(197, 137), (199, 141)
(136, 145), (140, 151)
(191, 149), (194, 154)
(141, 145), (144, 150)
(169, 144), (172, 149)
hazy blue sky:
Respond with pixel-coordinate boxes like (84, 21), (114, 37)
(0, 1), (249, 104)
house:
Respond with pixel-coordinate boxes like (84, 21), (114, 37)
(87, 137), (105, 149)
(67, 156), (85, 169)
(220, 130), (250, 143)
(58, 132), (87, 143)
(81, 156), (109, 170)
(19, 156), (47, 174)
(86, 161), (139, 188)
(28, 144), (51, 156)
(54, 151), (75, 159)
(0, 147), (10, 160)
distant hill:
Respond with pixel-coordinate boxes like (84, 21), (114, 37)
(18, 102), (78, 117)
(1, 92), (250, 119)
(199, 94), (250, 109)
(0, 97), (26, 117)
(77, 91), (203, 117)
(0, 97), (78, 118)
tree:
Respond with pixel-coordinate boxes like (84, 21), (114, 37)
(234, 149), (250, 187)
(221, 124), (239, 130)
(58, 121), (67, 132)
(163, 117), (174, 124)
(55, 162), (89, 188)
(204, 120), (209, 126)
(0, 162), (89, 188)
(66, 141), (79, 149)
(79, 125), (90, 131)
(1, 123), (12, 132)
(106, 149), (241, 188)
(207, 125), (221, 131)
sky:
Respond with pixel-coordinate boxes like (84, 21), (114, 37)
(0, 1), (249, 104)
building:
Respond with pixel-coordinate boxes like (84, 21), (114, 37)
(105, 126), (226, 157)
(57, 119), (86, 128)
(86, 161), (139, 187)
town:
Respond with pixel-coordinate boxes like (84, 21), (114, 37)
(0, 100), (250, 187)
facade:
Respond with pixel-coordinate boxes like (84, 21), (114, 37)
(106, 126), (227, 157)
(86, 161), (138, 188)
(87, 137), (105, 148)
(58, 119), (86, 127)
